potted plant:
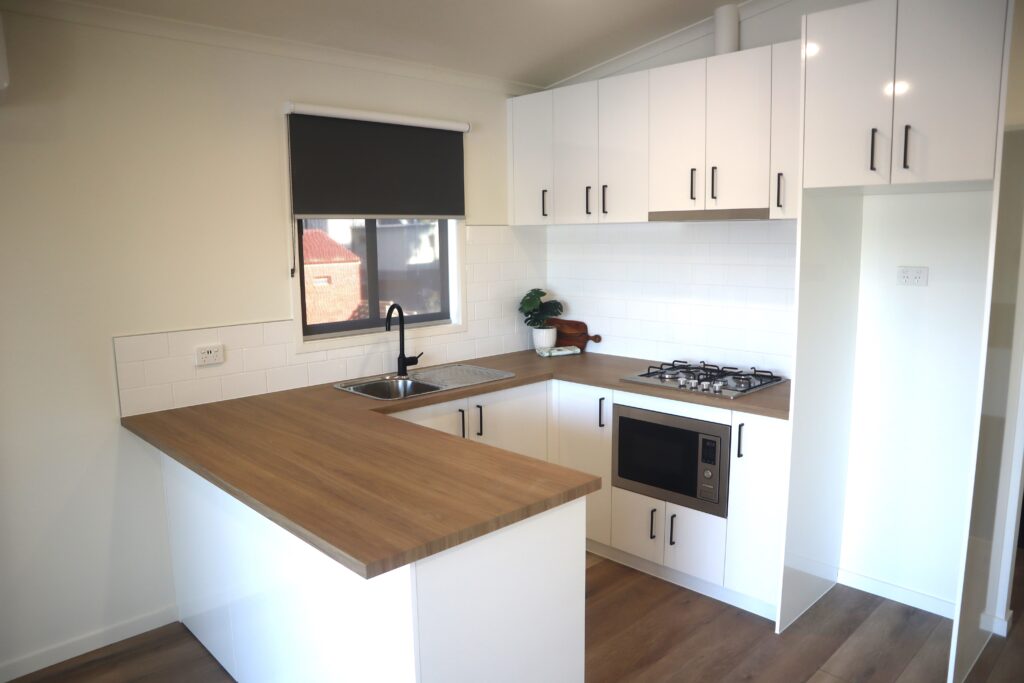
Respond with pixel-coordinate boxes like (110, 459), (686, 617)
(518, 288), (563, 349)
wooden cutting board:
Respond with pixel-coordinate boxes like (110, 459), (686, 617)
(549, 318), (602, 351)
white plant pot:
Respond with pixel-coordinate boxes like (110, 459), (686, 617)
(532, 327), (557, 349)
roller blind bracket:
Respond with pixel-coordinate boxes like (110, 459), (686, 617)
(285, 102), (470, 133)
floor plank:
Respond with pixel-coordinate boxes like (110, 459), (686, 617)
(12, 622), (232, 683)
(986, 611), (1024, 683)
(895, 619), (953, 683)
(821, 601), (941, 683)
(807, 671), (846, 683)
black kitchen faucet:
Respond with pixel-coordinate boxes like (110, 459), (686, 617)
(385, 303), (423, 377)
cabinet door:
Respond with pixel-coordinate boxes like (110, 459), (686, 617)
(706, 46), (771, 211)
(510, 91), (554, 226)
(598, 70), (649, 223)
(803, 0), (896, 189)
(556, 382), (612, 545)
(724, 413), (791, 606)
(553, 82), (599, 225)
(611, 487), (665, 564)
(470, 383), (548, 461)
(890, 0), (1007, 184)
(663, 503), (726, 585)
(769, 40), (801, 220)
(393, 398), (468, 438)
(649, 59), (706, 213)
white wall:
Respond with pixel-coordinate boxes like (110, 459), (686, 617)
(839, 191), (994, 616)
(545, 221), (797, 375)
(0, 6), (523, 678)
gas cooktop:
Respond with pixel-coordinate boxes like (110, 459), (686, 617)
(622, 361), (785, 399)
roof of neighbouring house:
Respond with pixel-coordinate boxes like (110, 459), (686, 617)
(302, 230), (361, 264)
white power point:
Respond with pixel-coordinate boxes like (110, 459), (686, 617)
(897, 266), (929, 287)
(195, 344), (225, 366)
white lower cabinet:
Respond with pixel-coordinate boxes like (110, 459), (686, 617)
(611, 487), (665, 564)
(555, 381), (612, 545)
(394, 383), (548, 461)
(723, 412), (791, 606)
(663, 503), (726, 585)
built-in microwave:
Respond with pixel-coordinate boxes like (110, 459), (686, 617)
(612, 404), (731, 518)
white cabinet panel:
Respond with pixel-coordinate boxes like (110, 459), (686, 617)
(890, 0), (1007, 184)
(706, 45), (771, 210)
(393, 398), (468, 438)
(663, 503), (727, 585)
(471, 383), (549, 461)
(724, 413), (791, 606)
(649, 59), (707, 213)
(611, 487), (665, 564)
(803, 0), (897, 188)
(769, 40), (801, 220)
(598, 70), (649, 223)
(556, 381), (612, 545)
(510, 91), (553, 226)
(553, 82), (599, 225)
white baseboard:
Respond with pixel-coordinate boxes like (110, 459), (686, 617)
(0, 604), (178, 682)
(837, 569), (954, 619)
(980, 609), (1012, 637)
(587, 540), (776, 622)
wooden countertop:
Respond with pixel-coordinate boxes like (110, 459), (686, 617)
(121, 351), (789, 579)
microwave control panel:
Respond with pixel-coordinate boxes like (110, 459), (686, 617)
(697, 435), (721, 503)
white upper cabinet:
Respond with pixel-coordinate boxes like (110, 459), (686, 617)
(649, 59), (707, 213)
(553, 82), (599, 225)
(598, 70), (650, 223)
(510, 90), (553, 226)
(706, 45), (772, 211)
(724, 413), (791, 607)
(890, 0), (1007, 184)
(555, 381), (612, 545)
(803, 0), (898, 189)
(770, 40), (801, 219)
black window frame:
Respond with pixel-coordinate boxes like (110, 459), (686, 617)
(297, 218), (451, 338)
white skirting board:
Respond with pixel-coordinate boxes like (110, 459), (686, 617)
(837, 568), (954, 619)
(0, 604), (178, 681)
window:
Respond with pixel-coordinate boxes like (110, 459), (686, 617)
(297, 218), (450, 337)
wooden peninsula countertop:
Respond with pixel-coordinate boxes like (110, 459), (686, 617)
(121, 351), (790, 578)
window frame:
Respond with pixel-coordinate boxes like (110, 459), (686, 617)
(296, 217), (451, 339)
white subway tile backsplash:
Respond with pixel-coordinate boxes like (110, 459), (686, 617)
(243, 344), (287, 371)
(218, 323), (263, 349)
(307, 359), (349, 386)
(286, 344), (324, 366)
(167, 328), (219, 357)
(144, 356), (195, 385)
(116, 362), (146, 390)
(172, 377), (223, 408)
(347, 353), (383, 379)
(267, 365), (309, 392)
(195, 351), (244, 378)
(222, 371), (267, 400)
(114, 333), (168, 363)
(262, 320), (295, 346)
(120, 385), (173, 416)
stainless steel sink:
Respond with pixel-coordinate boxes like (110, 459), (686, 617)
(336, 377), (442, 401)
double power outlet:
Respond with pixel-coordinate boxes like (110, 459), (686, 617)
(195, 343), (225, 367)
(897, 266), (929, 287)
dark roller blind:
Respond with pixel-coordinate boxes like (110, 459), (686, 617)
(288, 113), (465, 217)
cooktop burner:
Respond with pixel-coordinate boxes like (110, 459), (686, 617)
(622, 360), (785, 399)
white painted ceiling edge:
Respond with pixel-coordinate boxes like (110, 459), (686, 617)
(0, 13), (10, 90)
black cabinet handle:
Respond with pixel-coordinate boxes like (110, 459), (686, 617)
(776, 172), (783, 208)
(690, 168), (697, 201)
(669, 513), (677, 546)
(870, 128), (878, 171)
(601, 185), (608, 214)
(902, 124), (911, 170)
(598, 397), (605, 428)
(476, 404), (483, 437)
(458, 408), (466, 439)
(649, 508), (657, 539)
(585, 185), (592, 215)
(710, 166), (718, 200)
(738, 423), (745, 458)
(541, 189), (548, 217)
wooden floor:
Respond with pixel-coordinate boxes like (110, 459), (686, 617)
(15, 554), (1024, 682)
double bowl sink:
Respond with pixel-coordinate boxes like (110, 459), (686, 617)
(335, 364), (515, 401)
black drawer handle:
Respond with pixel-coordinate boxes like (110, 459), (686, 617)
(776, 172), (783, 208)
(738, 423), (745, 458)
(690, 168), (697, 201)
(585, 185), (592, 215)
(476, 404), (483, 437)
(870, 128), (878, 171)
(903, 124), (911, 170)
(598, 397), (605, 428)
(710, 166), (718, 200)
(669, 513), (677, 546)
(458, 408), (466, 439)
(649, 508), (657, 540)
(541, 189), (548, 217)
(601, 185), (608, 214)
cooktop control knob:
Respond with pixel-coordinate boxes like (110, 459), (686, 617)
(686, 379), (699, 390)
(712, 381), (724, 394)
(703, 469), (713, 479)
(700, 381), (711, 392)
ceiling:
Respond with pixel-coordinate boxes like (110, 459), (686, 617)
(71, 0), (725, 87)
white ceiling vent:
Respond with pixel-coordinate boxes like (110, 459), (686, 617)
(713, 3), (739, 55)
